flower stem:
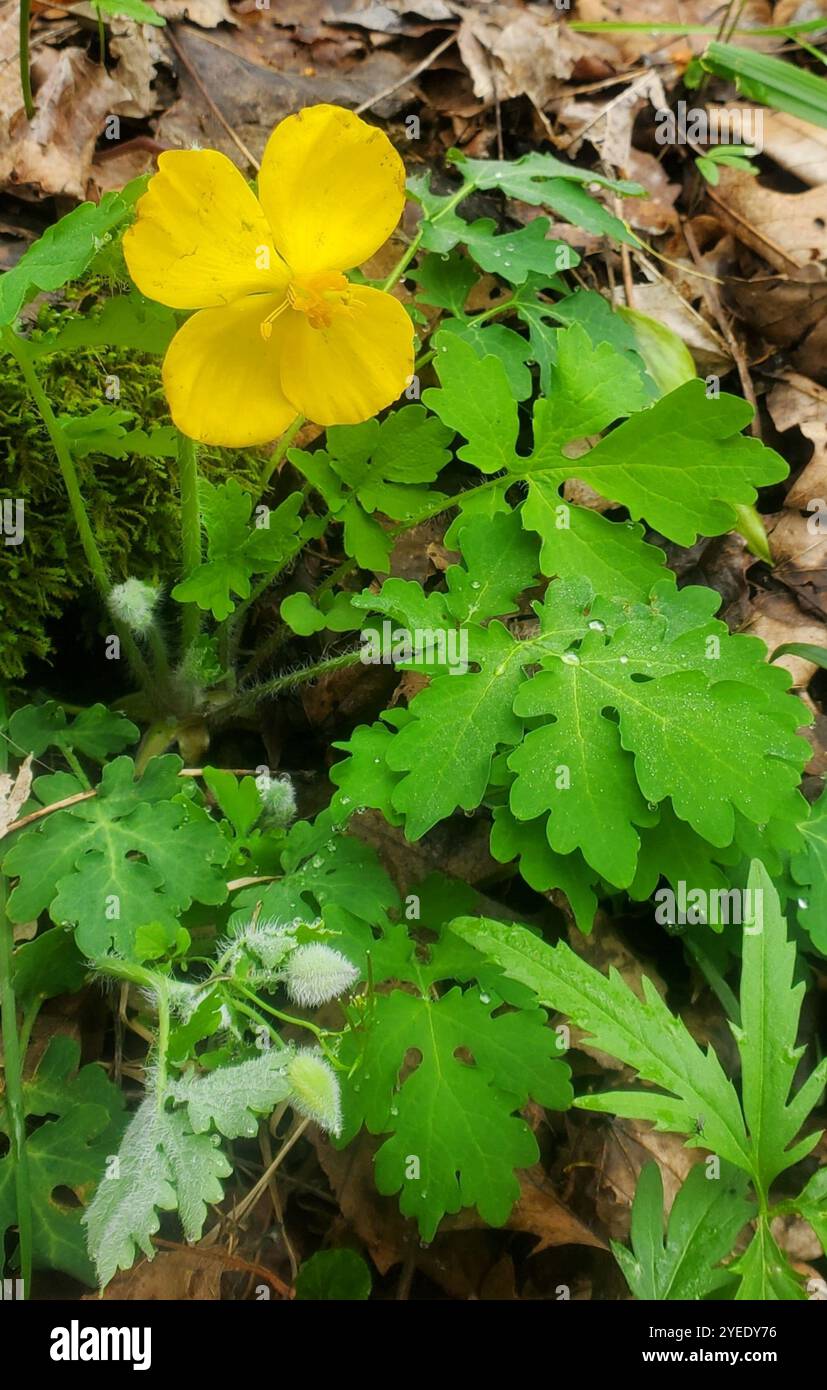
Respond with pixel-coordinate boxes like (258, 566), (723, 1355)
(0, 877), (32, 1298)
(177, 431), (202, 656)
(381, 180), (473, 292)
(258, 414), (305, 498)
(1, 327), (153, 689)
(19, 0), (34, 119)
(0, 693), (32, 1298)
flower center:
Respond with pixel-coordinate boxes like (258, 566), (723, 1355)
(287, 271), (352, 330)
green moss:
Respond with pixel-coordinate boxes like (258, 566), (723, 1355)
(0, 303), (264, 680)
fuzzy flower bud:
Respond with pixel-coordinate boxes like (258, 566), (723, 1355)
(258, 773), (297, 830)
(284, 943), (358, 1008)
(287, 1048), (342, 1136)
(108, 577), (161, 634)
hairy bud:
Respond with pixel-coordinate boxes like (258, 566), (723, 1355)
(258, 773), (297, 829)
(287, 1049), (342, 1136)
(284, 942), (358, 1007)
(108, 578), (161, 634)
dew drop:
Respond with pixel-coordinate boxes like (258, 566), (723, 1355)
(647, 801), (658, 811)
(340, 795), (351, 806)
(373, 757), (381, 764)
(492, 250), (502, 258)
(503, 260), (512, 268)
(561, 651), (580, 665)
(619, 655), (629, 664)
(311, 856), (323, 869)
(470, 580), (481, 590)
(797, 896), (809, 910)
(588, 619), (606, 632)
(479, 992), (491, 1004)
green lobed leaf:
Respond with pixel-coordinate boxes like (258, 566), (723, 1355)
(612, 1160), (752, 1300)
(732, 860), (827, 1194)
(451, 863), (827, 1219)
(336, 879), (572, 1240)
(83, 1098), (230, 1288)
(0, 184), (145, 325)
(171, 479), (303, 619)
(168, 1051), (293, 1139)
(3, 755), (229, 957)
(294, 1248), (371, 1300)
(0, 1036), (124, 1285)
(450, 910), (752, 1172)
(8, 700), (139, 761)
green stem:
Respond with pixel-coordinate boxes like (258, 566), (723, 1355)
(19, 0), (34, 119)
(2, 327), (153, 689)
(214, 648), (364, 721)
(0, 877), (33, 1297)
(381, 181), (473, 293)
(63, 747), (91, 790)
(233, 984), (341, 1065)
(258, 415), (305, 498)
(154, 978), (170, 1106)
(177, 431), (202, 656)
(229, 995), (284, 1049)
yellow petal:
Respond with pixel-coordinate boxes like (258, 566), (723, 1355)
(279, 285), (413, 426)
(258, 104), (405, 275)
(162, 295), (296, 446)
(124, 150), (288, 310)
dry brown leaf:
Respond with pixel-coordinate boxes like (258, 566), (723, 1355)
(313, 1126), (604, 1298)
(771, 1212), (824, 1264)
(569, 1118), (703, 1241)
(622, 147), (680, 235)
(457, 7), (595, 108)
(87, 1248), (224, 1300)
(155, 26), (418, 160)
(751, 107), (827, 187)
(713, 168), (827, 271)
(0, 754), (32, 838)
(768, 374), (827, 511)
(509, 1162), (607, 1254)
(740, 589), (827, 688)
(109, 20), (168, 119)
(154, 0), (237, 26)
(2, 48), (133, 199)
(766, 509), (827, 617)
(627, 279), (732, 374)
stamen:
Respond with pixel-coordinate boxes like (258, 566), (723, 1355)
(259, 298), (289, 340)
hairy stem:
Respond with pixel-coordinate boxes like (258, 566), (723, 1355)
(177, 431), (202, 655)
(154, 978), (170, 1106)
(213, 648), (364, 721)
(0, 878), (32, 1298)
(0, 690), (32, 1297)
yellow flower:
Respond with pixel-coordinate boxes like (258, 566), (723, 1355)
(123, 105), (414, 446)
